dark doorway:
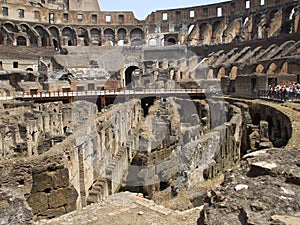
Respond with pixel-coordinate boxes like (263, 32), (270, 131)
(125, 66), (139, 88)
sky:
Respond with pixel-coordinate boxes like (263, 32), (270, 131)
(99, 0), (228, 20)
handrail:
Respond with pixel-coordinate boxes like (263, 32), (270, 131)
(0, 88), (208, 100)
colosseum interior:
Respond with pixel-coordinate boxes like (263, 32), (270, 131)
(0, 0), (300, 224)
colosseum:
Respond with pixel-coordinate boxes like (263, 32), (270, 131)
(0, 0), (300, 224)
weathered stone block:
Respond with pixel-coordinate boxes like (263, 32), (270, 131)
(27, 192), (48, 214)
(48, 186), (78, 212)
(31, 172), (54, 193)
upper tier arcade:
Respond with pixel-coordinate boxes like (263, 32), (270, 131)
(0, 0), (299, 47)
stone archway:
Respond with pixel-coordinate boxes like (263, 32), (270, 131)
(17, 36), (27, 46)
(125, 66), (139, 88)
(77, 27), (89, 46)
(166, 38), (176, 45)
(49, 26), (60, 48)
(34, 25), (50, 46)
(62, 27), (76, 46)
(130, 28), (144, 46)
(104, 28), (115, 46)
(90, 28), (101, 45)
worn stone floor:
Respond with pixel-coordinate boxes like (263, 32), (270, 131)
(35, 192), (201, 225)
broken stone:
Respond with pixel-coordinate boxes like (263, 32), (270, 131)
(234, 184), (249, 191)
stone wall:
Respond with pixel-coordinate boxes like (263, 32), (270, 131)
(0, 99), (142, 220)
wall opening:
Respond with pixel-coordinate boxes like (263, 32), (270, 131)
(125, 66), (139, 88)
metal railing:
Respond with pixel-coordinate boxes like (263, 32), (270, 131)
(0, 88), (207, 100)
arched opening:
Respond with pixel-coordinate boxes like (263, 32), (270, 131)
(256, 64), (265, 74)
(20, 24), (38, 46)
(35, 25), (50, 46)
(280, 62), (288, 74)
(212, 21), (222, 44)
(77, 27), (88, 46)
(130, 28), (144, 46)
(282, 6), (297, 34)
(267, 63), (277, 74)
(217, 67), (226, 79)
(166, 38), (176, 45)
(252, 13), (263, 39)
(229, 66), (238, 79)
(62, 27), (76, 46)
(17, 36), (27, 46)
(117, 28), (127, 41)
(49, 26), (60, 48)
(104, 28), (115, 45)
(90, 28), (101, 45)
(4, 22), (16, 32)
(125, 66), (139, 88)
(199, 23), (212, 45)
(24, 73), (36, 82)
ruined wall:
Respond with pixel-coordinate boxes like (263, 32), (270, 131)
(0, 99), (142, 219)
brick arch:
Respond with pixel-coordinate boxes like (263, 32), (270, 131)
(117, 28), (127, 41)
(281, 5), (296, 34)
(212, 20), (222, 44)
(130, 28), (144, 46)
(19, 23), (38, 46)
(255, 64), (265, 74)
(217, 67), (226, 79)
(103, 28), (115, 45)
(199, 22), (212, 45)
(229, 66), (238, 79)
(90, 27), (101, 46)
(252, 13), (264, 39)
(16, 35), (27, 46)
(48, 26), (61, 48)
(62, 26), (77, 46)
(3, 21), (17, 32)
(34, 25), (51, 46)
(77, 27), (89, 46)
(266, 62), (278, 75)
(280, 61), (289, 74)
(165, 36), (177, 45)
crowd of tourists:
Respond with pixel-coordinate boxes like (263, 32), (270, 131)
(265, 82), (300, 101)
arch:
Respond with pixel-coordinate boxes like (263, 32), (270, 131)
(62, 27), (76, 46)
(4, 22), (16, 32)
(117, 28), (127, 41)
(166, 37), (176, 45)
(212, 20), (222, 44)
(217, 67), (226, 79)
(34, 25), (50, 46)
(281, 62), (289, 74)
(77, 27), (88, 46)
(199, 22), (212, 45)
(252, 13), (264, 39)
(90, 28), (101, 45)
(130, 28), (144, 46)
(104, 28), (115, 43)
(125, 66), (139, 87)
(267, 63), (277, 74)
(256, 64), (265, 74)
(16, 36), (27, 46)
(24, 73), (36, 82)
(229, 66), (238, 79)
(19, 23), (38, 46)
